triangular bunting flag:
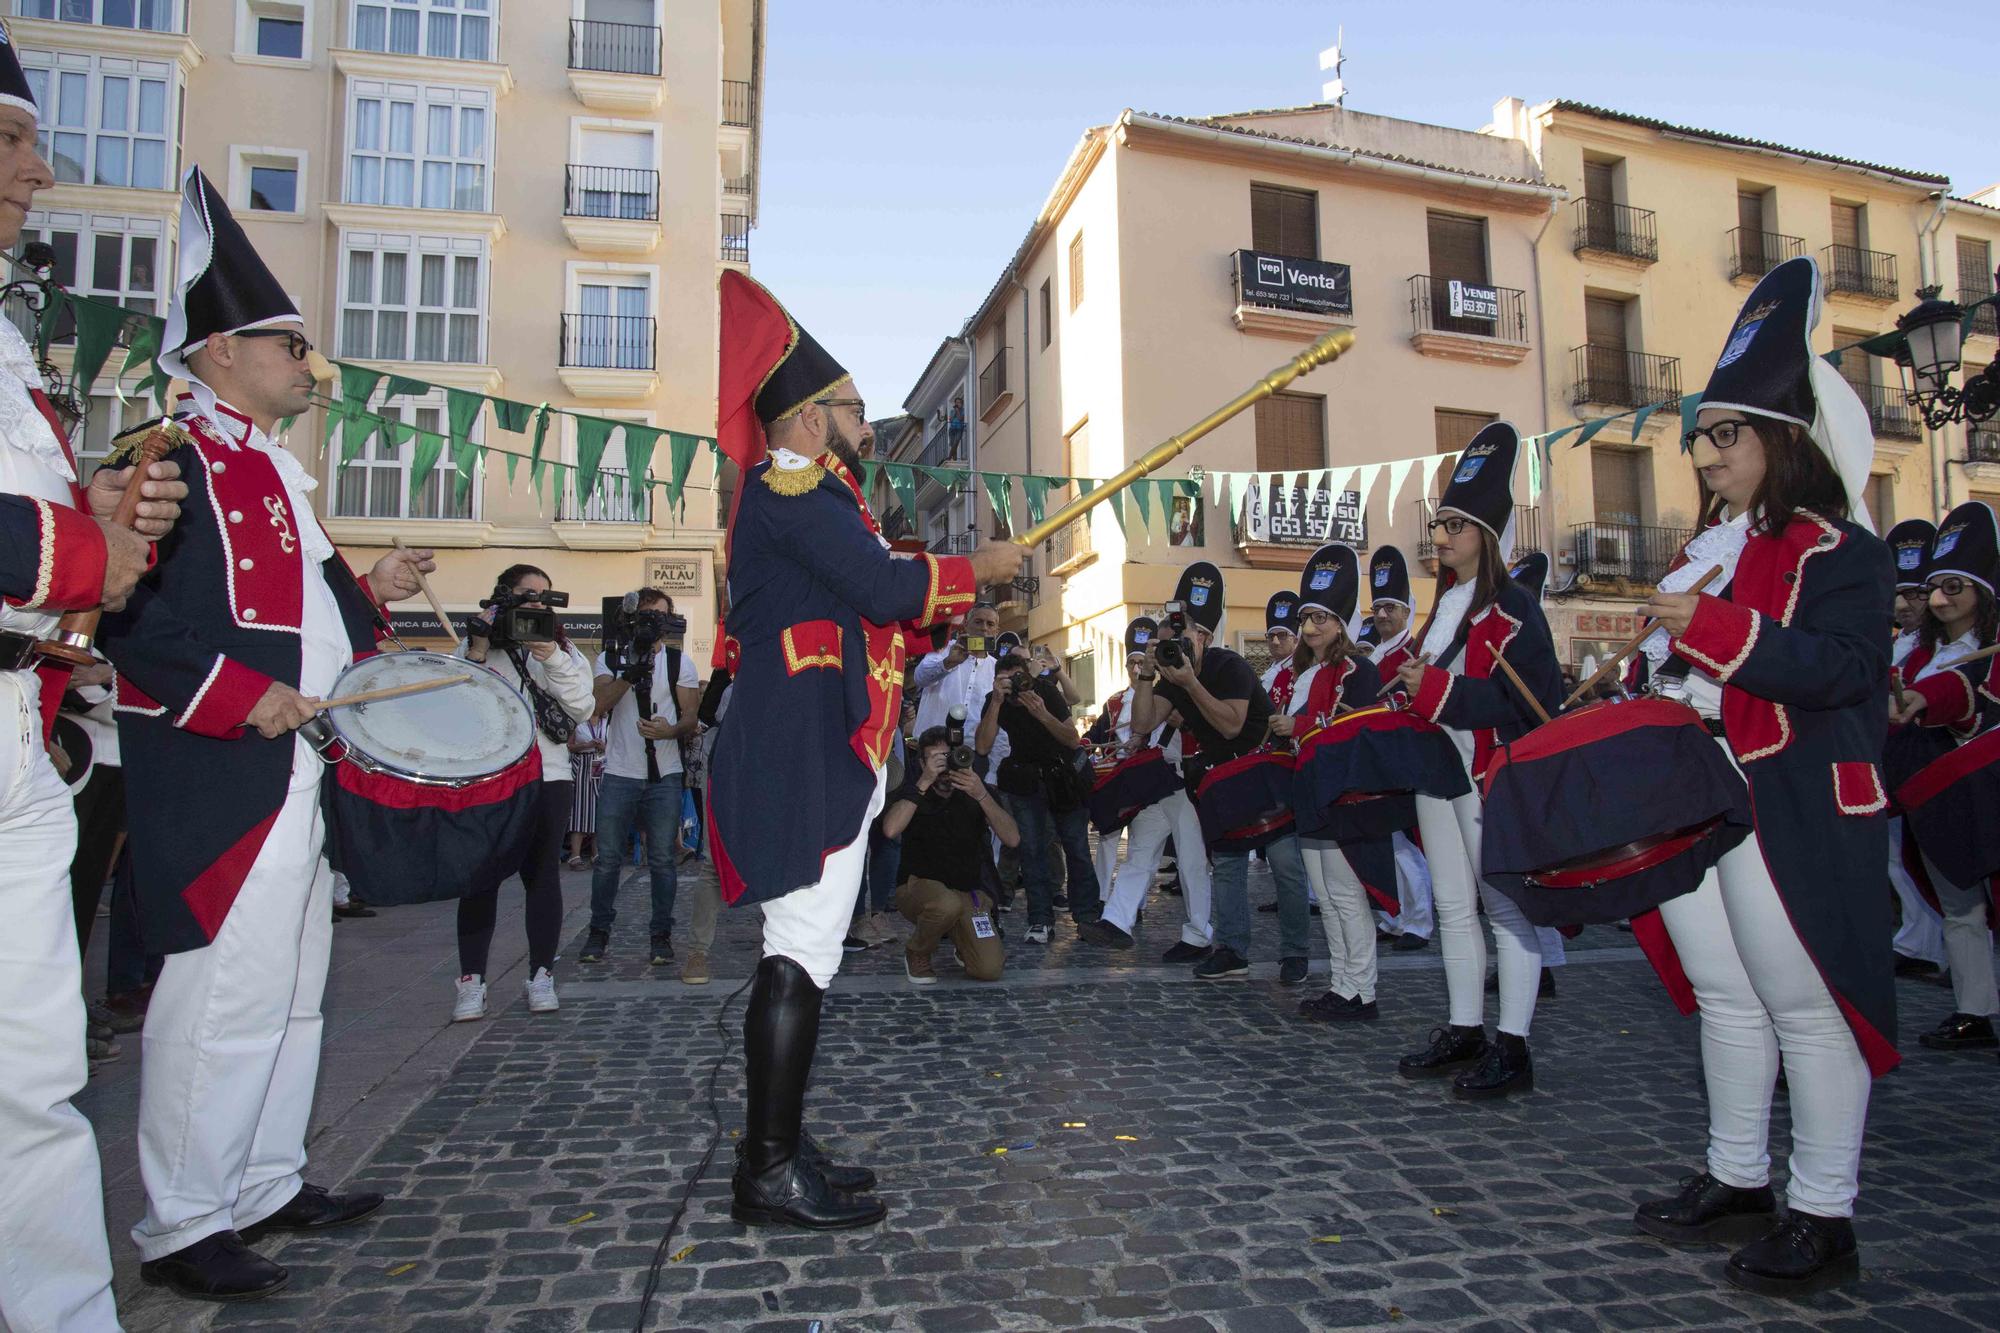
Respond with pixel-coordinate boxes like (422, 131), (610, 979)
(666, 432), (700, 512)
(981, 473), (1012, 536)
(575, 415), (615, 503)
(409, 429), (445, 503)
(623, 423), (662, 492)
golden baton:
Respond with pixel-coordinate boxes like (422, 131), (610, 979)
(1012, 328), (1357, 550)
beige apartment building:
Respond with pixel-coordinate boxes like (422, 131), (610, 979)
(924, 105), (1566, 705)
(10, 0), (763, 658)
(1488, 98), (2000, 668)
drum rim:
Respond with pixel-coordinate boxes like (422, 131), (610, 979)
(321, 649), (535, 784)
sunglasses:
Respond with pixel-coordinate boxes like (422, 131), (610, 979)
(1925, 577), (1973, 598)
(1681, 417), (1754, 453)
(234, 329), (316, 362)
(1427, 515), (1471, 537)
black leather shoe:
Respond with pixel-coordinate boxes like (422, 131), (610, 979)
(1398, 1024), (1486, 1078)
(1892, 952), (1941, 978)
(242, 1182), (384, 1237)
(1277, 957), (1309, 986)
(1452, 1032), (1533, 1099)
(1299, 991), (1379, 1023)
(139, 1231), (287, 1303)
(1160, 940), (1211, 964)
(1192, 947), (1249, 980)
(1077, 919), (1134, 950)
(801, 1131), (876, 1194)
(1918, 1012), (1998, 1050)
(1633, 1171), (1778, 1245)
(1391, 932), (1431, 952)
(732, 1144), (886, 1230)
(1725, 1211), (1859, 1296)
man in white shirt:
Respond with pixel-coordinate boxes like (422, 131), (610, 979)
(910, 601), (1001, 738)
(582, 589), (702, 967)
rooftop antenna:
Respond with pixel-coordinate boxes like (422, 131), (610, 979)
(1319, 27), (1347, 107)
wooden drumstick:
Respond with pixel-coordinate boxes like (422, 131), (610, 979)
(393, 534), (457, 646)
(314, 673), (472, 712)
(1562, 564), (1724, 709)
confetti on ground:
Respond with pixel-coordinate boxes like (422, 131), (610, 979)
(1010, 1140), (1037, 1151)
(566, 1212), (595, 1225)
(1114, 1134), (1139, 1142)
(988, 1146), (1008, 1156)
(1389, 1307), (1406, 1321)
(728, 1128), (740, 1138)
(386, 1263), (417, 1277)
(1430, 1207), (1457, 1217)
(1312, 1235), (1342, 1244)
(671, 1245), (696, 1263)
(1062, 1121), (1087, 1129)
(988, 1071), (1005, 1079)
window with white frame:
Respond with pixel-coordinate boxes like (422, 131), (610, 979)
(565, 271), (651, 369)
(350, 0), (493, 62)
(237, 0), (308, 59)
(14, 0), (179, 30)
(19, 50), (173, 190)
(338, 233), (485, 363)
(333, 394), (479, 520)
(345, 81), (490, 211)
(20, 212), (165, 315)
(569, 122), (657, 220)
(231, 147), (306, 213)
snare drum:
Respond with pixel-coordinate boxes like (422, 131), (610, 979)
(310, 651), (543, 906)
(1086, 746), (1181, 834)
(1293, 705), (1470, 841)
(1194, 749), (1296, 853)
(1894, 724), (2000, 889)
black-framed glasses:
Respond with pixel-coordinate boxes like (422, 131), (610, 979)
(1925, 576), (1972, 598)
(1897, 587), (1931, 602)
(1428, 515), (1471, 537)
(234, 329), (314, 362)
(1370, 601), (1402, 616)
(1681, 417), (1755, 453)
(817, 396), (867, 419)
(1297, 608), (1335, 627)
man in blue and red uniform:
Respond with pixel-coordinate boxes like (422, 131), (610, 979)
(99, 166), (435, 1304)
(709, 272), (1022, 1229)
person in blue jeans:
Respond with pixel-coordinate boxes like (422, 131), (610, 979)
(579, 588), (703, 965)
(973, 653), (1097, 942)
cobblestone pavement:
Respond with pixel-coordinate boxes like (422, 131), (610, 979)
(111, 857), (1999, 1333)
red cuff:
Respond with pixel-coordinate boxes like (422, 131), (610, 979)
(1410, 663), (1453, 723)
(1910, 669), (1976, 730)
(3, 499), (106, 613)
(176, 654), (277, 738)
(1672, 595), (1761, 682)
(918, 553), (979, 628)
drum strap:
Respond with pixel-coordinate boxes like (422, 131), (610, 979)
(503, 644), (579, 747)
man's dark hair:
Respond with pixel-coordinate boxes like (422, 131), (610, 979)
(636, 588), (672, 611)
(994, 652), (1030, 675)
(916, 725), (951, 755)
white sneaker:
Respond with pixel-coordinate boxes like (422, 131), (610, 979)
(525, 968), (559, 1014)
(452, 975), (487, 1022)
(1025, 925), (1051, 945)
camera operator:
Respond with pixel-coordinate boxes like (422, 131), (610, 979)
(452, 564), (596, 1020)
(882, 725), (1019, 983)
(581, 589), (702, 968)
(973, 651), (1096, 943)
(910, 601), (1002, 738)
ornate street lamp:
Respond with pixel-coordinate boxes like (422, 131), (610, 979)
(1894, 283), (2000, 432)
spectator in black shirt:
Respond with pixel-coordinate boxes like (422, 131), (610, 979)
(882, 728), (1019, 984)
(973, 653), (1096, 942)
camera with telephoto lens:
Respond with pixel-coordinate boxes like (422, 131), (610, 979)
(476, 587), (569, 647)
(600, 594), (687, 680)
(945, 705), (975, 772)
(1153, 602), (1193, 671)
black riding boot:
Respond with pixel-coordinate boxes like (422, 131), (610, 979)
(1452, 1030), (1533, 1100)
(730, 956), (886, 1229)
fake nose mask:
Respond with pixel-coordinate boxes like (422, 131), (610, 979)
(1687, 434), (1723, 470)
(306, 349), (337, 385)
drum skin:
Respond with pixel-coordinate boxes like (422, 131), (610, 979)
(1195, 750), (1297, 853)
(1293, 706), (1470, 840)
(1087, 747), (1181, 834)
(1479, 697), (1753, 927)
(1894, 725), (2000, 888)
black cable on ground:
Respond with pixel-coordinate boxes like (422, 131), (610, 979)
(632, 971), (755, 1331)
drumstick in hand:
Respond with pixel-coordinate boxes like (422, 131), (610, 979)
(1494, 655), (1553, 726)
(1562, 564), (1725, 709)
(394, 535), (458, 646)
(316, 674), (472, 712)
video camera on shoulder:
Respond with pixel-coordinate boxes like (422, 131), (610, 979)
(1154, 601), (1194, 670)
(600, 594), (687, 678)
(477, 586), (570, 647)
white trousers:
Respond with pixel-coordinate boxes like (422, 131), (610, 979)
(1413, 784), (1543, 1036)
(1657, 820), (1871, 1217)
(763, 768), (886, 989)
(1101, 789), (1212, 946)
(1888, 819), (1946, 967)
(1376, 832), (1434, 938)
(0, 678), (120, 1333)
(1537, 925), (1567, 969)
(133, 779), (334, 1260)
(1300, 840), (1378, 1002)
(1093, 827), (1122, 904)
(1921, 852), (1998, 1019)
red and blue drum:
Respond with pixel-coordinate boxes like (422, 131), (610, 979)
(1893, 724), (2000, 889)
(1292, 705), (1471, 841)
(1194, 749), (1296, 853)
(1086, 746), (1182, 834)
(1479, 697), (1752, 927)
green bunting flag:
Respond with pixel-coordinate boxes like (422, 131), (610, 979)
(666, 432), (700, 512)
(336, 365), (385, 461)
(67, 299), (128, 401)
(451, 436), (479, 503)
(622, 423), (662, 493)
(575, 415), (615, 501)
(1130, 478), (1152, 531)
(859, 458), (881, 500)
(382, 374), (430, 403)
(981, 473), (1012, 536)
(885, 462), (918, 515)
(1106, 486), (1127, 537)
(1020, 475), (1055, 527)
(409, 429), (445, 503)
(1573, 417), (1614, 449)
(1680, 391), (1703, 444)
(492, 397), (535, 433)
(531, 404), (553, 468)
(445, 390), (484, 500)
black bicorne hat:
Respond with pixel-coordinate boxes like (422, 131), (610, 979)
(1930, 502), (1998, 594)
(1367, 544), (1410, 609)
(1699, 255), (1817, 431)
(0, 22), (38, 118)
(1172, 561), (1225, 635)
(162, 166), (300, 380)
(753, 314), (848, 426)
(1509, 551), (1550, 600)
(1297, 543), (1359, 622)
(1885, 518), (1936, 591)
(1124, 616), (1158, 659)
(1264, 591), (1299, 635)
(1436, 421), (1519, 539)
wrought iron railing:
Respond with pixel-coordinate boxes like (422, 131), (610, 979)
(1413, 500), (1541, 560)
(1821, 243), (1897, 301)
(723, 173), (752, 197)
(720, 214), (750, 262)
(979, 349), (1009, 412)
(1571, 345), (1680, 409)
(568, 19), (661, 76)
(1570, 522), (1693, 588)
(1969, 428), (2000, 464)
(1865, 383), (1923, 440)
(1573, 198), (1658, 263)
(564, 165), (660, 221)
(1045, 516), (1091, 569)
(1407, 273), (1529, 342)
(558, 470), (649, 523)
(917, 422), (966, 471)
(1727, 227), (1804, 281)
(1962, 290), (1999, 340)
(722, 80), (754, 127)
(560, 313), (655, 370)
(928, 531), (977, 555)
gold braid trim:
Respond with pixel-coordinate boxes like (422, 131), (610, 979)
(23, 498), (55, 611)
(762, 460), (825, 496)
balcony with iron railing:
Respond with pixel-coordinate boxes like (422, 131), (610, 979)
(1406, 274), (1530, 365)
(723, 173), (752, 197)
(1727, 227), (1805, 282)
(1573, 198), (1658, 264)
(1570, 522), (1693, 588)
(1821, 244), (1897, 302)
(928, 531), (978, 556)
(917, 421), (967, 472)
(1044, 514), (1093, 573)
(1571, 345), (1681, 409)
(558, 470), (649, 523)
(1963, 290), (1999, 340)
(560, 313), (656, 370)
(978, 348), (1010, 416)
(1969, 427), (2000, 465)
(723, 80), (754, 127)
(568, 18), (661, 76)
(720, 214), (750, 263)
(1863, 383), (1923, 440)
(564, 165), (660, 221)
(1414, 499), (1542, 561)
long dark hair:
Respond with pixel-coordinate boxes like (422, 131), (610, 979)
(1698, 418), (1848, 534)
(1413, 523), (1507, 656)
(1919, 582), (1998, 654)
(1290, 617), (1370, 675)
(493, 562), (569, 648)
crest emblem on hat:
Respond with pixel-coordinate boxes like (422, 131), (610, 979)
(1133, 628), (1150, 643)
(1309, 568), (1334, 591)
(1895, 545), (1922, 571)
(1716, 301), (1776, 370)
(1373, 566), (1389, 587)
(1934, 527), (1963, 557)
(1189, 585), (1210, 607)
(1273, 603), (1290, 618)
(1452, 455), (1485, 484)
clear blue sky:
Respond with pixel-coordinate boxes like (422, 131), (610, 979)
(752, 0), (1993, 415)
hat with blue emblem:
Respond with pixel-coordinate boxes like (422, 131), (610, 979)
(1508, 550), (1550, 601)
(1929, 501), (1998, 594)
(1366, 544), (1411, 610)
(1436, 421), (1519, 541)
(1264, 591), (1299, 636)
(161, 165), (305, 382)
(1171, 560), (1225, 635)
(1884, 518), (1936, 592)
(1124, 615), (1158, 661)
(1297, 542), (1363, 641)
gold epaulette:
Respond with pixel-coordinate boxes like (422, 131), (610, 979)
(762, 457), (824, 496)
(103, 417), (196, 468)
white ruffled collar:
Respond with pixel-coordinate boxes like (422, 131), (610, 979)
(0, 319), (71, 482)
(1641, 511), (1752, 672)
(1422, 580), (1477, 671)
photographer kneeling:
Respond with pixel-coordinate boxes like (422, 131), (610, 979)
(453, 564), (597, 1019)
(581, 590), (703, 967)
(882, 725), (1019, 984)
